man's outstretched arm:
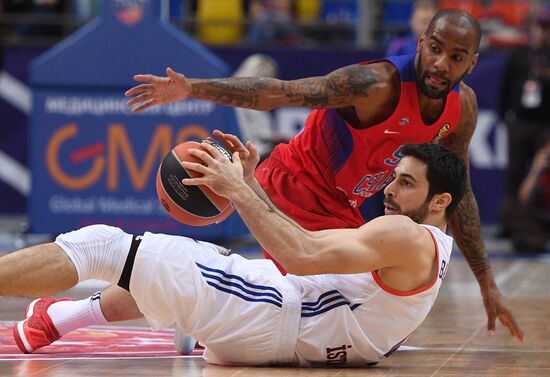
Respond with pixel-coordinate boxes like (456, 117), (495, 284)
(441, 85), (524, 342)
(125, 64), (383, 113)
(180, 142), (421, 276)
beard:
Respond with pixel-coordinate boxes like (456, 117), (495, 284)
(416, 53), (467, 99)
(384, 196), (430, 224)
(401, 202), (430, 224)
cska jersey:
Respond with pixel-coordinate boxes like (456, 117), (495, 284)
(257, 54), (461, 229)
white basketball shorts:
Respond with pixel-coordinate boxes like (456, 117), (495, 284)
(130, 231), (302, 366)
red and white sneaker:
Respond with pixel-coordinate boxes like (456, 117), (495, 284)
(13, 297), (72, 353)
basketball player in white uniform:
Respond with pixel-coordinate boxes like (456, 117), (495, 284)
(3, 141), (465, 366)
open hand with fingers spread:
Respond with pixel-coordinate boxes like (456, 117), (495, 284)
(125, 67), (190, 113)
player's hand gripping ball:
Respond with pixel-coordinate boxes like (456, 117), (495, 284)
(156, 140), (234, 226)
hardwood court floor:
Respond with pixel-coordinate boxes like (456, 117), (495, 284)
(0, 254), (549, 376)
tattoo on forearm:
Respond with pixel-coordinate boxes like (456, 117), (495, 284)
(279, 80), (327, 107)
(449, 189), (490, 276)
(193, 78), (269, 108)
(192, 65), (377, 109)
(441, 90), (491, 279)
(334, 65), (376, 97)
(280, 65), (376, 108)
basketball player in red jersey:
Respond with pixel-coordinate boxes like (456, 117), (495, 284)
(125, 9), (522, 341)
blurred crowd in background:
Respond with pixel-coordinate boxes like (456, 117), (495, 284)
(0, 0), (547, 50)
(0, 0), (548, 253)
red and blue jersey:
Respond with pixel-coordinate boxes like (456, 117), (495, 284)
(256, 54), (462, 230)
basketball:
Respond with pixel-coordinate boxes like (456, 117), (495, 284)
(156, 140), (234, 226)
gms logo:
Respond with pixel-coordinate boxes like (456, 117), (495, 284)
(46, 123), (209, 192)
(114, 0), (147, 26)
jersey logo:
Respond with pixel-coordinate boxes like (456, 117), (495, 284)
(351, 146), (403, 198)
(432, 123), (451, 143)
(326, 344), (352, 365)
(91, 291), (102, 301)
(353, 171), (393, 197)
(398, 117), (410, 126)
(439, 259), (448, 279)
(384, 129), (401, 134)
(384, 147), (404, 166)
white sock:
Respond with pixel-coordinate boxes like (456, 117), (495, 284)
(47, 291), (109, 336)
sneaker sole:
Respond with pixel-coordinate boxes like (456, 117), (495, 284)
(13, 298), (41, 354)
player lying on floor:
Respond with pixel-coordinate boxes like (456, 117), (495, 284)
(3, 141), (466, 366)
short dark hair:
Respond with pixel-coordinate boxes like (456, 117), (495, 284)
(413, 0), (437, 13)
(400, 143), (467, 218)
(427, 8), (482, 52)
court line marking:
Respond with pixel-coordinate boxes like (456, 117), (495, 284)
(2, 345), (547, 362)
(0, 350), (180, 356)
(0, 322), (172, 333)
(495, 261), (528, 287)
(400, 345), (550, 353)
(0, 355), (201, 361)
(489, 253), (550, 262)
(429, 326), (483, 377)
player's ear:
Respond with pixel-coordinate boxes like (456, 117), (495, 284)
(430, 193), (452, 212)
(467, 52), (479, 74)
(416, 33), (426, 53)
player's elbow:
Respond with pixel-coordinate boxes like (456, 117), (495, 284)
(277, 239), (319, 275)
(277, 251), (310, 275)
(283, 261), (314, 276)
(281, 263), (304, 275)
(281, 255), (312, 275)
(279, 238), (331, 276)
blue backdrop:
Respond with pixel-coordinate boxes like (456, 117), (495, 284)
(0, 26), (509, 235)
(26, 0), (246, 239)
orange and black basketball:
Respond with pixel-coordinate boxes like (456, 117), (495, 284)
(156, 140), (234, 226)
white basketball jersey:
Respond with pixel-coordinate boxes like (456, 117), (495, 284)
(288, 224), (453, 367)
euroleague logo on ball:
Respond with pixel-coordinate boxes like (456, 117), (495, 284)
(156, 140), (235, 226)
(202, 139), (233, 161)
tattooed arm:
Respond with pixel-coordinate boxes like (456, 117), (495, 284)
(125, 64), (393, 113)
(440, 83), (524, 342)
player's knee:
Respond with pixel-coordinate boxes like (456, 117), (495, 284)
(54, 225), (132, 283)
(56, 225), (125, 247)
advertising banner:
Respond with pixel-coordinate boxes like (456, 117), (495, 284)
(28, 0), (246, 239)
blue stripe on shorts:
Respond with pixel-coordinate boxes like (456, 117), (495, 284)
(196, 262), (283, 308)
